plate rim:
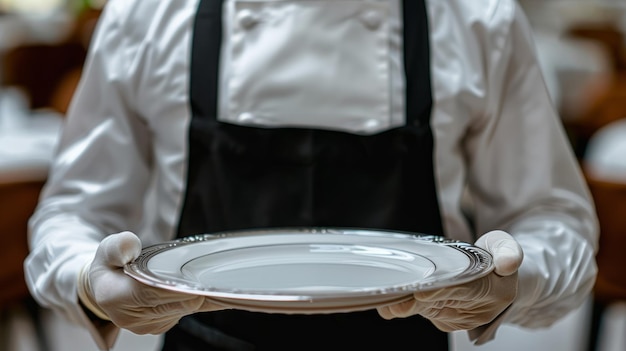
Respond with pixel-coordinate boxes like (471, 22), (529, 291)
(124, 227), (494, 310)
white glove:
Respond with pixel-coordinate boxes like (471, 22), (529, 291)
(78, 231), (224, 334)
(377, 230), (523, 332)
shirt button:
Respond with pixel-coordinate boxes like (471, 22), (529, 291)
(360, 10), (383, 30)
(238, 9), (259, 29)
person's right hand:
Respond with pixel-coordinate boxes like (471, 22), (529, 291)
(78, 231), (224, 334)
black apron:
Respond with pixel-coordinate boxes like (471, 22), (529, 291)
(166, 0), (448, 349)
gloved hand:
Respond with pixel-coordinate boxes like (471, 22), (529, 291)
(78, 231), (224, 334)
(377, 230), (523, 332)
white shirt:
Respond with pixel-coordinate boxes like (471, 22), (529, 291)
(25, 0), (598, 349)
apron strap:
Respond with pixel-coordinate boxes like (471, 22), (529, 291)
(403, 0), (432, 126)
(190, 0), (223, 118)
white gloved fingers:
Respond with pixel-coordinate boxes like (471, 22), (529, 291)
(430, 313), (491, 332)
(377, 286), (476, 320)
(78, 232), (144, 321)
(376, 305), (395, 320)
(377, 294), (446, 320)
(137, 287), (207, 305)
(197, 298), (229, 313)
(426, 303), (492, 321)
(81, 232), (221, 334)
(128, 322), (175, 335)
(376, 232), (521, 332)
(151, 297), (208, 316)
(103, 290), (204, 318)
(91, 273), (213, 334)
(120, 315), (183, 335)
(144, 319), (184, 335)
(377, 298), (421, 320)
(474, 230), (523, 276)
(94, 273), (205, 309)
(378, 298), (495, 330)
(377, 272), (518, 331)
(121, 298), (227, 334)
(95, 231), (142, 268)
(106, 295), (205, 333)
(413, 280), (487, 302)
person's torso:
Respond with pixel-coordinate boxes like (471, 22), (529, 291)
(102, 0), (514, 246)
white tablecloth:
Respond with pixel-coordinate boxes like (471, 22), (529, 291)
(0, 88), (62, 183)
(585, 119), (626, 183)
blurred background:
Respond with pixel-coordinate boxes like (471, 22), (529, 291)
(1, 0), (626, 350)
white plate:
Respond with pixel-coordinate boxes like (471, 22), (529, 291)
(124, 228), (493, 314)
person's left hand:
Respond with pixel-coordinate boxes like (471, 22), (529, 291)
(377, 230), (523, 331)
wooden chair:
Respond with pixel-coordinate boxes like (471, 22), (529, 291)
(0, 8), (101, 114)
(584, 171), (626, 351)
(0, 179), (48, 350)
(0, 43), (86, 111)
(563, 24), (626, 157)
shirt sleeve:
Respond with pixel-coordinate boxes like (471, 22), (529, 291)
(462, 1), (599, 342)
(24, 1), (151, 349)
